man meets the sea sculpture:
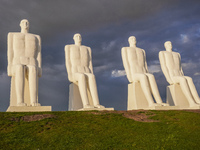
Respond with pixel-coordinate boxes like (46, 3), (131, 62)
(7, 19), (51, 112)
(122, 36), (169, 110)
(159, 41), (200, 109)
(65, 33), (114, 111)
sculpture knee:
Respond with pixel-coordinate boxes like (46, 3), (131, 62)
(78, 74), (86, 82)
(139, 74), (148, 81)
(146, 74), (155, 80)
(87, 74), (95, 80)
(185, 76), (193, 82)
(179, 77), (187, 84)
(28, 66), (37, 75)
(14, 65), (24, 76)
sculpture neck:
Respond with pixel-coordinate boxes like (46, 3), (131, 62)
(129, 44), (136, 48)
(75, 42), (81, 46)
(21, 28), (29, 34)
(166, 48), (172, 52)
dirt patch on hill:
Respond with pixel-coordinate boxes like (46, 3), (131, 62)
(185, 109), (200, 113)
(9, 114), (56, 122)
(88, 110), (159, 122)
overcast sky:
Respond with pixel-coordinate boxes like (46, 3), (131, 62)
(1, 0), (200, 111)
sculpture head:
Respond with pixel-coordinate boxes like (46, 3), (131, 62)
(128, 36), (137, 47)
(164, 41), (172, 52)
(73, 33), (82, 46)
(20, 19), (29, 33)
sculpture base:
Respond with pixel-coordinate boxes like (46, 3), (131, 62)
(127, 82), (178, 110)
(166, 84), (200, 109)
(6, 106), (52, 112)
(68, 83), (113, 111)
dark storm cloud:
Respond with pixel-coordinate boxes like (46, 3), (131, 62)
(0, 0), (178, 73)
(1, 0), (200, 111)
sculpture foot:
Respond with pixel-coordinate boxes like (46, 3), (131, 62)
(195, 102), (200, 105)
(149, 103), (160, 107)
(94, 104), (105, 108)
(31, 103), (41, 106)
(83, 104), (94, 108)
(17, 103), (27, 106)
(190, 104), (200, 107)
(158, 103), (169, 106)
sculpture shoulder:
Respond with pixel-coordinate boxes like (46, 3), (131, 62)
(65, 44), (75, 51)
(159, 51), (173, 56)
(121, 47), (129, 50)
(172, 51), (180, 55)
(82, 45), (91, 50)
(34, 34), (41, 40)
(136, 47), (145, 54)
(159, 51), (166, 55)
(7, 32), (20, 37)
(27, 33), (40, 38)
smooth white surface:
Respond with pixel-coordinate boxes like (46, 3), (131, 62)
(7, 19), (50, 112)
(65, 33), (111, 110)
(122, 36), (168, 110)
(159, 41), (200, 108)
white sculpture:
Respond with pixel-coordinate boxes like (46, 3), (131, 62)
(159, 41), (200, 108)
(122, 36), (168, 110)
(65, 33), (113, 111)
(7, 19), (51, 112)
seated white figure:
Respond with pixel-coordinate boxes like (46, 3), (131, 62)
(7, 19), (42, 107)
(159, 41), (200, 107)
(121, 36), (168, 108)
(65, 33), (105, 109)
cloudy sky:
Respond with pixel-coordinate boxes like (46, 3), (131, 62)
(1, 0), (200, 111)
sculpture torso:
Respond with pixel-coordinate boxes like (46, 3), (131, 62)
(124, 47), (147, 74)
(11, 32), (39, 67)
(161, 51), (183, 77)
(69, 45), (91, 74)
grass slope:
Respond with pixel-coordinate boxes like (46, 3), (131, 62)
(0, 110), (200, 150)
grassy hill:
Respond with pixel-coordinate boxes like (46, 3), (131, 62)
(0, 110), (200, 150)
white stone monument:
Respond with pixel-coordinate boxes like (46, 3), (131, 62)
(7, 19), (51, 112)
(122, 36), (170, 110)
(65, 33), (114, 111)
(159, 41), (200, 109)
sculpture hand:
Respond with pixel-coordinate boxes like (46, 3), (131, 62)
(38, 68), (42, 77)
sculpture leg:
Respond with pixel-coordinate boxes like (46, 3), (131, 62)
(74, 73), (94, 108)
(172, 76), (198, 106)
(28, 65), (40, 106)
(132, 74), (158, 107)
(145, 73), (168, 106)
(85, 73), (105, 108)
(15, 65), (27, 106)
(185, 76), (200, 104)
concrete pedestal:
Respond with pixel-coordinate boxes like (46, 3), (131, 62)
(167, 84), (200, 109)
(68, 83), (114, 111)
(127, 82), (178, 110)
(7, 76), (51, 112)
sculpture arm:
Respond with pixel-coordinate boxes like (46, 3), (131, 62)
(178, 53), (184, 76)
(88, 47), (94, 74)
(37, 36), (42, 77)
(121, 47), (132, 82)
(143, 49), (149, 73)
(65, 45), (73, 81)
(7, 33), (13, 76)
(159, 51), (173, 84)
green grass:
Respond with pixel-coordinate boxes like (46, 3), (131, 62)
(0, 110), (200, 150)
